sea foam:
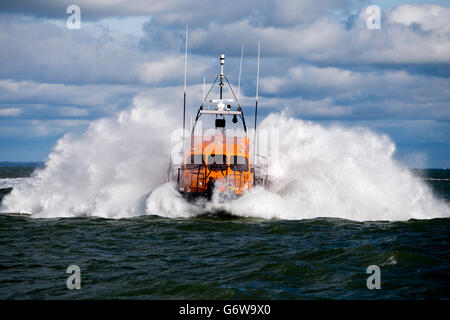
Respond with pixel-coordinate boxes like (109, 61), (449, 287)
(1, 101), (449, 221)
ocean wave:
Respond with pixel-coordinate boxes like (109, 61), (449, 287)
(0, 178), (29, 189)
(1, 101), (449, 221)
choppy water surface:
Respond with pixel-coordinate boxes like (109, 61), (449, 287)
(0, 214), (449, 299)
(0, 167), (449, 299)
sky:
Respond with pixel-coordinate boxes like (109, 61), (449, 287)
(0, 0), (449, 168)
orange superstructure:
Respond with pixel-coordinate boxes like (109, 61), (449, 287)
(168, 52), (269, 201)
(179, 135), (253, 196)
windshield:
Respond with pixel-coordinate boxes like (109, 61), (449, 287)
(229, 155), (249, 172)
(207, 154), (227, 171)
(185, 154), (204, 170)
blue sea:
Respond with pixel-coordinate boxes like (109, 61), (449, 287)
(0, 165), (449, 299)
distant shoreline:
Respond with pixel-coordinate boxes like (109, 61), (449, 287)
(0, 162), (44, 167)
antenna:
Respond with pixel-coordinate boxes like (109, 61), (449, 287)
(254, 41), (260, 163)
(183, 24), (188, 141)
(237, 44), (244, 103)
(202, 76), (206, 109)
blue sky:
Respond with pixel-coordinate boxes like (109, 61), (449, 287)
(0, 0), (449, 167)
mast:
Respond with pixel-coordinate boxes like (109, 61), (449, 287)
(192, 53), (249, 135)
(237, 44), (244, 103)
(219, 54), (224, 99)
(183, 24), (188, 141)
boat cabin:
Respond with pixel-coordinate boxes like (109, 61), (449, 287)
(179, 135), (253, 196)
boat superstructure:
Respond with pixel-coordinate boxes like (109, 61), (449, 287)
(168, 35), (269, 200)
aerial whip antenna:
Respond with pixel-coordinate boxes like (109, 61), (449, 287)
(202, 76), (206, 108)
(253, 41), (260, 163)
(237, 44), (244, 103)
(183, 24), (188, 141)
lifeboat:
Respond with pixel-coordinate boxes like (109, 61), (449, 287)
(168, 52), (269, 201)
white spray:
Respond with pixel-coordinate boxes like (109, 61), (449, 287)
(2, 99), (176, 219)
(1, 102), (449, 221)
(220, 114), (449, 221)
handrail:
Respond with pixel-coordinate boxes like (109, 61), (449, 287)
(170, 159), (270, 191)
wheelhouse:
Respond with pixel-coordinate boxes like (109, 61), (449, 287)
(178, 136), (254, 196)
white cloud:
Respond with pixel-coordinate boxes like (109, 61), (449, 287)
(263, 96), (353, 117)
(259, 63), (450, 119)
(186, 5), (450, 64)
(0, 79), (138, 109)
(0, 108), (22, 116)
(0, 2), (449, 166)
(0, 15), (146, 84)
(2, 1), (449, 65)
(136, 55), (212, 84)
(388, 4), (450, 32)
(57, 107), (90, 117)
(0, 119), (90, 138)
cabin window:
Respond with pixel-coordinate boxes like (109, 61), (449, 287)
(207, 154), (227, 171)
(185, 154), (204, 170)
(229, 155), (249, 172)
